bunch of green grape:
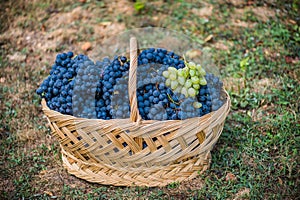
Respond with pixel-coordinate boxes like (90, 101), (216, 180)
(162, 60), (207, 102)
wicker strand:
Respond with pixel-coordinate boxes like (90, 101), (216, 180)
(129, 37), (141, 123)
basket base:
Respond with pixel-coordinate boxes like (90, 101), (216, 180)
(61, 148), (211, 187)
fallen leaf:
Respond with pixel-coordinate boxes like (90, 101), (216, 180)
(99, 21), (112, 26)
(204, 34), (213, 42)
(278, 177), (283, 185)
(225, 172), (237, 181)
(81, 42), (92, 51)
(41, 24), (46, 32)
(0, 77), (5, 83)
(152, 16), (159, 21)
(44, 191), (53, 196)
(288, 19), (296, 25)
(39, 170), (48, 175)
(285, 56), (299, 64)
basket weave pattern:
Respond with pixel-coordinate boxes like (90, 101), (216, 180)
(41, 38), (231, 187)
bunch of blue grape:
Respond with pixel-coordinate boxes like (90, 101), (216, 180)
(109, 48), (186, 121)
(179, 97), (201, 119)
(137, 83), (181, 120)
(205, 73), (225, 111)
(72, 59), (102, 118)
(196, 85), (212, 116)
(36, 52), (86, 115)
(98, 56), (130, 119)
(138, 48), (185, 69)
(110, 71), (130, 119)
(136, 53), (182, 120)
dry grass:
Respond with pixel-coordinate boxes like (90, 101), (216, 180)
(1, 0), (299, 199)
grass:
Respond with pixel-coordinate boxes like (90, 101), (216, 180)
(0, 0), (299, 199)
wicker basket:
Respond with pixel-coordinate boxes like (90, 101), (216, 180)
(41, 37), (231, 187)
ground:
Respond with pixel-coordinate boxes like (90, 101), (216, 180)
(0, 0), (299, 199)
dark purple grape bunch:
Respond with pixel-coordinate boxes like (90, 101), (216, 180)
(36, 52), (82, 115)
(137, 83), (179, 120)
(205, 73), (225, 111)
(72, 59), (102, 119)
(96, 56), (130, 120)
(138, 48), (185, 69)
(136, 52), (183, 120)
(110, 71), (130, 119)
(196, 85), (212, 116)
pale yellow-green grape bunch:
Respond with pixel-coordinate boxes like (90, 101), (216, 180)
(162, 60), (207, 98)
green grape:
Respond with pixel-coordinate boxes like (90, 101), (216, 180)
(169, 73), (177, 81)
(177, 69), (185, 77)
(198, 68), (206, 76)
(163, 71), (170, 78)
(189, 69), (196, 77)
(163, 58), (208, 98)
(171, 80), (178, 90)
(174, 85), (182, 93)
(181, 87), (188, 98)
(168, 67), (177, 74)
(193, 84), (200, 90)
(193, 102), (202, 108)
(188, 62), (196, 69)
(178, 76), (186, 85)
(199, 78), (207, 85)
(191, 76), (200, 84)
(184, 79), (192, 88)
(183, 68), (189, 78)
(166, 78), (171, 87)
(196, 64), (202, 71)
(188, 88), (196, 97)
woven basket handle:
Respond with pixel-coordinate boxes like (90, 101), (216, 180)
(129, 37), (142, 122)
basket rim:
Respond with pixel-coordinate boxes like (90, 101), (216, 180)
(41, 88), (230, 122)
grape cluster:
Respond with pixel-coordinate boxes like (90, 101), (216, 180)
(96, 56), (130, 119)
(196, 85), (212, 116)
(36, 52), (130, 119)
(110, 71), (130, 119)
(163, 61), (207, 98)
(137, 83), (181, 120)
(72, 59), (102, 118)
(138, 48), (185, 69)
(179, 97), (201, 119)
(36, 52), (87, 115)
(136, 53), (182, 120)
(205, 73), (225, 111)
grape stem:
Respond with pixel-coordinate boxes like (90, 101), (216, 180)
(167, 93), (180, 105)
